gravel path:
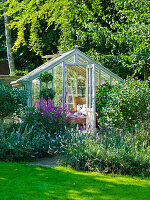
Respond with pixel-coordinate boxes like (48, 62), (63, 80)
(27, 154), (66, 167)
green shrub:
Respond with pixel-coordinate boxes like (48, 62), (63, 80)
(0, 123), (50, 161)
(100, 77), (150, 130)
(0, 96), (75, 161)
(39, 71), (55, 100)
(40, 88), (56, 100)
(67, 141), (150, 176)
(0, 120), (72, 161)
(96, 82), (112, 119)
(0, 84), (27, 121)
(65, 128), (150, 176)
(39, 72), (53, 86)
(0, 120), (74, 161)
(135, 119), (150, 148)
(14, 69), (28, 76)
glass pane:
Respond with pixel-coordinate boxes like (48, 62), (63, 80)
(65, 55), (75, 63)
(87, 65), (93, 108)
(40, 69), (52, 89)
(78, 55), (88, 64)
(87, 68), (89, 108)
(90, 68), (93, 108)
(65, 65), (86, 110)
(32, 78), (40, 105)
(101, 70), (110, 84)
(75, 65), (86, 77)
(53, 63), (63, 102)
(111, 77), (118, 85)
(95, 66), (99, 88)
(65, 66), (76, 107)
(78, 86), (86, 97)
(77, 75), (86, 98)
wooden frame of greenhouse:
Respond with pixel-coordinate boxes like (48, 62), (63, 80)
(11, 47), (123, 129)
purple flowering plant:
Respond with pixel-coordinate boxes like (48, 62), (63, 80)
(35, 96), (74, 131)
(22, 93), (78, 136)
(22, 90), (88, 138)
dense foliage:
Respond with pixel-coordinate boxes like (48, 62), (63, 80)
(0, 123), (49, 161)
(111, 0), (150, 80)
(96, 82), (112, 119)
(0, 2), (59, 72)
(23, 97), (73, 135)
(65, 126), (150, 176)
(1, 0), (149, 78)
(39, 72), (53, 86)
(0, 96), (74, 161)
(39, 72), (55, 100)
(0, 85), (149, 177)
(100, 78), (150, 130)
(0, 84), (27, 120)
(40, 88), (56, 101)
(72, 77), (150, 176)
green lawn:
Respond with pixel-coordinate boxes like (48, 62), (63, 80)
(0, 162), (149, 200)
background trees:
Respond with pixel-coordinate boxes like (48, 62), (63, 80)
(112, 0), (150, 80)
(0, 0), (149, 80)
(0, 16), (6, 59)
(0, 0), (60, 73)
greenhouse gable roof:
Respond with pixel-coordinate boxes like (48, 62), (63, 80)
(11, 48), (123, 85)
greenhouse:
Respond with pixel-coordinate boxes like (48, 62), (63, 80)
(11, 47), (123, 128)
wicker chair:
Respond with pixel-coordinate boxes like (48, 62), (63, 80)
(73, 97), (86, 111)
(71, 97), (86, 126)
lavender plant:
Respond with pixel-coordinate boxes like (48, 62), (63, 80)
(65, 124), (150, 176)
(0, 123), (50, 161)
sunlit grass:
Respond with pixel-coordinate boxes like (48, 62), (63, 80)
(0, 162), (149, 200)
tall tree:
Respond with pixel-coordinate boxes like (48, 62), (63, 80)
(112, 0), (150, 80)
(0, 14), (7, 59)
(2, 0), (15, 74)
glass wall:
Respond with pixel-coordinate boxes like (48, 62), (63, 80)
(78, 55), (88, 64)
(32, 78), (40, 105)
(65, 55), (75, 63)
(65, 65), (86, 109)
(101, 70), (110, 84)
(95, 66), (99, 89)
(111, 77), (119, 85)
(87, 63), (93, 108)
(77, 75), (86, 97)
(53, 63), (63, 102)
(65, 66), (77, 108)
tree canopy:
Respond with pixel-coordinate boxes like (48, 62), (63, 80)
(112, 0), (150, 80)
(0, 0), (149, 79)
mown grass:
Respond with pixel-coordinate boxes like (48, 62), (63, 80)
(0, 162), (150, 200)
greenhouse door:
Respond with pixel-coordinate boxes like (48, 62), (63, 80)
(86, 64), (95, 129)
